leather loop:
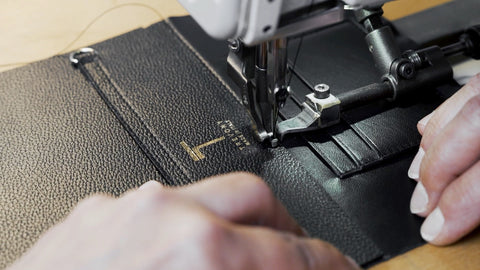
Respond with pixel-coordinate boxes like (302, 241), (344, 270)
(77, 58), (192, 185)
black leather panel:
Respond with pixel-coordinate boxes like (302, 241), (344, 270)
(286, 144), (425, 260)
(85, 25), (268, 183)
(74, 22), (382, 264)
(345, 105), (426, 156)
(261, 147), (381, 264)
(76, 55), (191, 185)
(287, 22), (380, 93)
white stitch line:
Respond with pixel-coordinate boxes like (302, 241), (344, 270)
(165, 19), (243, 104)
(94, 61), (194, 183)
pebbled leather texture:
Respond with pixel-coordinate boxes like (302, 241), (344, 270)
(0, 57), (163, 269)
(1, 18), (381, 268)
(0, 1), (474, 268)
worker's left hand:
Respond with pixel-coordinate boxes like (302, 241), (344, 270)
(408, 73), (480, 245)
(7, 173), (360, 270)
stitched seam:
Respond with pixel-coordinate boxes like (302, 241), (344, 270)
(165, 20), (381, 178)
(92, 62), (193, 183)
(349, 124), (383, 157)
(164, 19), (242, 104)
(87, 62), (175, 179)
(85, 60), (193, 184)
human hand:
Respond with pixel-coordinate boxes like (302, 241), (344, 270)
(408, 74), (480, 245)
(8, 173), (360, 270)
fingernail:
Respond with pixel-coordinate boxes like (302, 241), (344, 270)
(410, 182), (428, 214)
(408, 148), (425, 179)
(346, 256), (362, 270)
(138, 180), (161, 190)
(421, 207), (444, 242)
(418, 112), (433, 128)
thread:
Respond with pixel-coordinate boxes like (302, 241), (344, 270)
(0, 3), (164, 68)
(287, 0), (315, 87)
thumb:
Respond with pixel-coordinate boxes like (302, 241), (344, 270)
(175, 172), (305, 236)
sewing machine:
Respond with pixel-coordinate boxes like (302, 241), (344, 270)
(178, 0), (480, 147)
(3, 1), (480, 269)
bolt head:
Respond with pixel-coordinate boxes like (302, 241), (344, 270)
(313, 84), (330, 99)
(398, 62), (416, 79)
(228, 39), (240, 52)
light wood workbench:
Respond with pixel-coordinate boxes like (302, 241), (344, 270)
(1, 0), (479, 269)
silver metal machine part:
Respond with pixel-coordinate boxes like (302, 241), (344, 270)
(276, 83), (341, 140)
(178, 0), (393, 45)
(176, 0), (478, 146)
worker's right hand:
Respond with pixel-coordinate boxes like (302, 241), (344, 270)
(408, 73), (480, 245)
(8, 173), (360, 270)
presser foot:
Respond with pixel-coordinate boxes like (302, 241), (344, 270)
(275, 83), (341, 141)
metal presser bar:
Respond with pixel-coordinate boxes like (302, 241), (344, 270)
(227, 6), (480, 147)
(177, 0), (480, 147)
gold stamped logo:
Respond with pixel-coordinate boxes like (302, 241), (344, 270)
(180, 120), (251, 162)
(217, 120), (251, 151)
(180, 137), (225, 162)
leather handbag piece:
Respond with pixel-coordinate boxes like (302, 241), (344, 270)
(1, 1), (478, 268)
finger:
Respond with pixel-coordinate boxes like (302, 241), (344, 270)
(420, 161), (480, 245)
(137, 180), (166, 191)
(421, 73), (480, 150)
(121, 180), (167, 199)
(411, 95), (480, 216)
(119, 180), (177, 217)
(417, 111), (434, 136)
(234, 226), (361, 270)
(408, 74), (480, 180)
(68, 194), (114, 224)
(175, 172), (305, 236)
(407, 147), (425, 180)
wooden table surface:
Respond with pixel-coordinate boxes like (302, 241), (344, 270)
(1, 0), (479, 269)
